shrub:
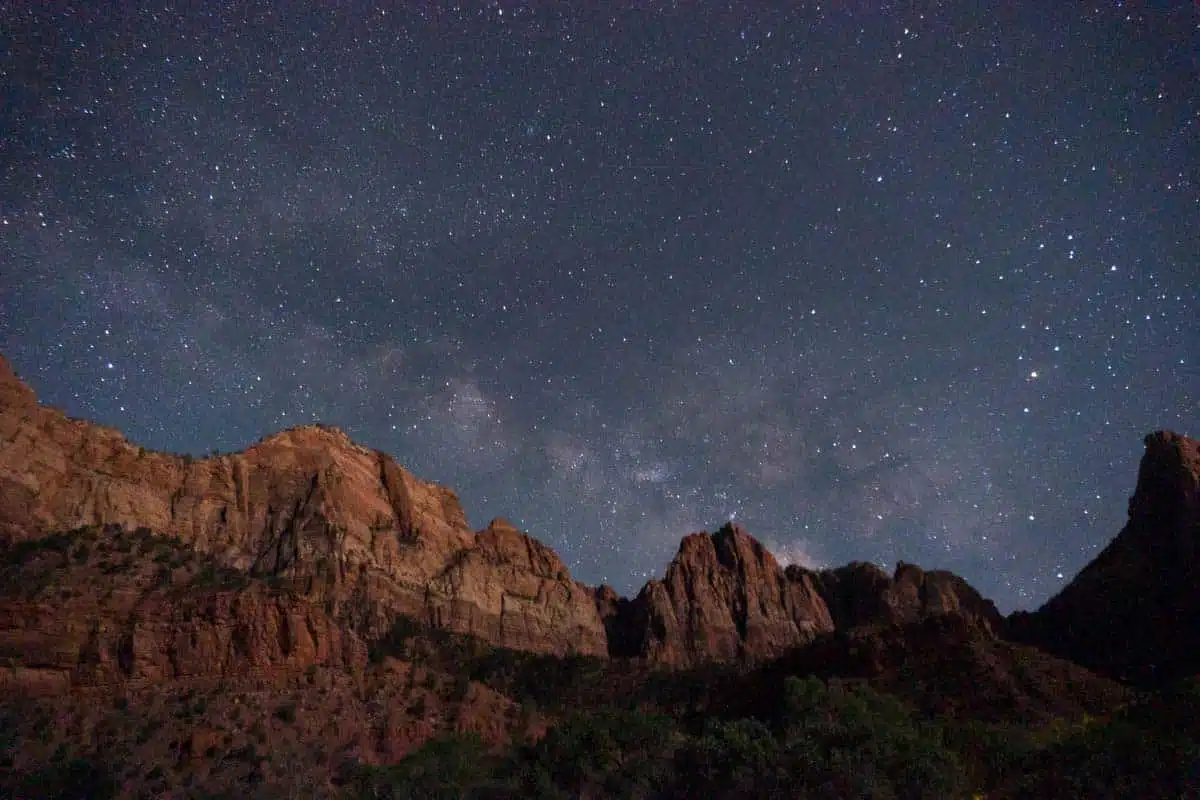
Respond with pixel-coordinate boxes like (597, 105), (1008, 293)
(516, 709), (678, 797)
(774, 676), (968, 799)
(338, 733), (508, 799)
(274, 702), (297, 725)
(674, 717), (783, 797)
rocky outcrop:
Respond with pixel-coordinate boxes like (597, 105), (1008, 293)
(1009, 430), (1200, 686)
(0, 354), (608, 656)
(0, 526), (366, 695)
(615, 524), (1008, 667)
(617, 524), (835, 666)
(425, 518), (609, 656)
(1, 587), (365, 695)
(810, 561), (1004, 634)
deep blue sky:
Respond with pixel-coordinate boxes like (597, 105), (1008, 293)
(1, 2), (1196, 611)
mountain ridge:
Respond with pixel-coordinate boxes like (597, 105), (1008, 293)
(2, 352), (1197, 796)
(0, 352), (1009, 667)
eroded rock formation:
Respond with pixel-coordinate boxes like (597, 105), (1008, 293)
(0, 354), (608, 656)
(617, 524), (835, 666)
(12, 353), (1181, 678)
(613, 522), (1007, 667)
(1009, 430), (1200, 686)
(810, 560), (1004, 634)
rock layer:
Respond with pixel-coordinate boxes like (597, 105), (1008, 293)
(0, 526), (367, 695)
(1009, 430), (1200, 686)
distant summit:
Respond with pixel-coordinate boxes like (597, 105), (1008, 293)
(1010, 430), (1200, 686)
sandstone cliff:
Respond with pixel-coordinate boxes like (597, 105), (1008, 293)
(809, 560), (1004, 634)
(616, 524), (834, 666)
(0, 352), (1023, 668)
(613, 523), (1003, 667)
(0, 526), (365, 696)
(1009, 430), (1200, 686)
(0, 354), (608, 657)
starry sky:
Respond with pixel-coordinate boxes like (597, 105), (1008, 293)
(1, 2), (1196, 612)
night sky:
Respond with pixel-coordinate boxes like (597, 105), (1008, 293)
(1, 3), (1196, 612)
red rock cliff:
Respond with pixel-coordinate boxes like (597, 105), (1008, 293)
(0, 353), (1010, 667)
(621, 524), (835, 666)
(0, 355), (608, 657)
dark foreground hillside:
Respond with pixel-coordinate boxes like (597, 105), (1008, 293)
(0, 528), (1196, 798)
(2, 547), (1198, 799)
(336, 673), (1200, 800)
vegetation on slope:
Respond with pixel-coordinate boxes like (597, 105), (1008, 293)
(1, 528), (1197, 798)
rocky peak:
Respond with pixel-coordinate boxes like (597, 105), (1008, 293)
(675, 523), (781, 578)
(617, 523), (836, 666)
(1010, 430), (1200, 686)
(471, 518), (571, 580)
(0, 355), (36, 410)
(612, 522), (1004, 667)
(1128, 430), (1199, 534)
(804, 559), (1003, 634)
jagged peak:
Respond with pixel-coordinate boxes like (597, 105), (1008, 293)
(1130, 430), (1200, 519)
(0, 354), (44, 409)
(1008, 429), (1199, 687)
(482, 517), (521, 534)
(251, 423), (358, 450)
(676, 521), (773, 559)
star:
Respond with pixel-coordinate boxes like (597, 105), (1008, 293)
(0, 1), (1193, 613)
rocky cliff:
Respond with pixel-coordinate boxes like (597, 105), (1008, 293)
(0, 354), (609, 657)
(0, 525), (366, 696)
(3, 351), (1114, 673)
(810, 560), (1004, 634)
(614, 524), (834, 666)
(611, 523), (1004, 667)
(1009, 430), (1200, 686)
(1, 354), (1005, 668)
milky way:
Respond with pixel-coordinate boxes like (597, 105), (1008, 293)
(1, 2), (1196, 611)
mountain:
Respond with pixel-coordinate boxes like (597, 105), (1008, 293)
(0, 354), (610, 660)
(1010, 430), (1200, 687)
(1, 352), (1196, 797)
(0, 353), (1003, 666)
(606, 525), (1003, 666)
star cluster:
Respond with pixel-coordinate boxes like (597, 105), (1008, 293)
(1, 2), (1195, 611)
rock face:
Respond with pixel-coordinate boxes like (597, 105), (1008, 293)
(618, 524), (835, 666)
(425, 518), (609, 656)
(3, 583), (364, 695)
(614, 523), (1001, 667)
(1009, 431), (1200, 686)
(0, 352), (1012, 668)
(0, 526), (367, 696)
(0, 354), (608, 657)
(810, 561), (1004, 634)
